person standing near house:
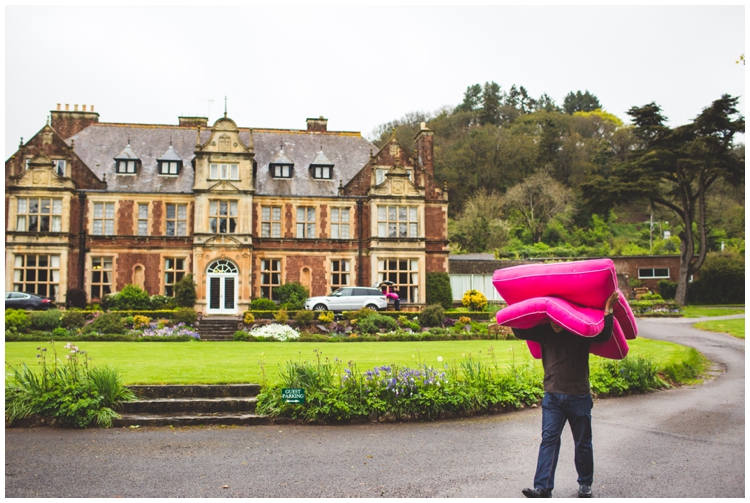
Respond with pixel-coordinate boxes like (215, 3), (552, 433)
(391, 285), (400, 311)
(512, 291), (619, 498)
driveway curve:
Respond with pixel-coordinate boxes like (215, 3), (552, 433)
(5, 316), (744, 498)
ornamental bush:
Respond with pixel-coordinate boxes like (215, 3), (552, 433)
(688, 251), (745, 304)
(419, 304), (445, 328)
(243, 311), (256, 325)
(317, 311), (335, 324)
(110, 284), (152, 311)
(426, 272), (453, 310)
(61, 310), (87, 330)
(172, 307), (198, 326)
(251, 298), (278, 310)
(658, 280), (678, 300)
(83, 312), (125, 335)
(357, 314), (398, 334)
(65, 288), (88, 309)
(174, 274), (197, 308)
(294, 309), (316, 326)
(462, 289), (488, 311)
(277, 282), (309, 311)
(29, 309), (63, 331)
(5, 309), (30, 333)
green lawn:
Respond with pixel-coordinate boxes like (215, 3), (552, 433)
(682, 305), (745, 318)
(5, 338), (695, 385)
(693, 318), (745, 339)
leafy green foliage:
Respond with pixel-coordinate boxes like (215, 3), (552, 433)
(425, 272), (453, 310)
(29, 309), (63, 331)
(107, 284), (152, 311)
(357, 314), (399, 334)
(172, 307), (198, 326)
(657, 280), (678, 300)
(5, 309), (30, 333)
(294, 309), (316, 326)
(61, 310), (87, 330)
(688, 251), (745, 304)
(174, 274), (197, 308)
(5, 342), (135, 428)
(277, 282), (309, 310)
(83, 313), (125, 335)
(419, 304), (445, 328)
(251, 298), (278, 310)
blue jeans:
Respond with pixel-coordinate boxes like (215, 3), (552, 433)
(533, 393), (594, 492)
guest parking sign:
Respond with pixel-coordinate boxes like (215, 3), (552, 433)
(282, 388), (305, 404)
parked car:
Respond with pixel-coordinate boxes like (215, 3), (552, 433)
(5, 292), (55, 310)
(304, 287), (387, 312)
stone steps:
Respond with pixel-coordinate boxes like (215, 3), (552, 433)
(113, 384), (271, 428)
(196, 317), (243, 341)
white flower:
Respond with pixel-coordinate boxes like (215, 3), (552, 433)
(249, 323), (300, 341)
(437, 356), (443, 362)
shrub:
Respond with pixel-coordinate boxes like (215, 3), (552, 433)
(658, 280), (678, 300)
(357, 314), (398, 334)
(344, 307), (377, 321)
(277, 282), (309, 311)
(150, 295), (178, 310)
(640, 293), (663, 301)
(174, 274), (197, 308)
(61, 310), (87, 330)
(173, 307), (198, 326)
(251, 298), (278, 310)
(426, 272), (453, 310)
(294, 309), (316, 326)
(83, 313), (125, 335)
(132, 315), (151, 329)
(462, 289), (488, 311)
(5, 342), (135, 428)
(5, 309), (30, 333)
(274, 308), (289, 324)
(688, 251), (745, 304)
(52, 327), (69, 338)
(458, 316), (472, 325)
(111, 284), (152, 311)
(317, 311), (335, 324)
(419, 304), (445, 328)
(243, 311), (256, 325)
(29, 309), (63, 331)
(66, 288), (88, 309)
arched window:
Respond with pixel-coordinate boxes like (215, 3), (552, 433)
(207, 259), (238, 275)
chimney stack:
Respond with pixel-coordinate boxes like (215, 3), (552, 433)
(306, 116), (328, 133)
(50, 103), (100, 140)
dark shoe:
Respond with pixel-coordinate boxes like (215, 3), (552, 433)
(522, 487), (551, 498)
(578, 484), (592, 498)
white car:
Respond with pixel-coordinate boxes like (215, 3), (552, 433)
(304, 287), (387, 312)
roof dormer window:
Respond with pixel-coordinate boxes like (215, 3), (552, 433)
(310, 147), (334, 180)
(114, 143), (140, 175)
(158, 144), (183, 176)
(270, 144), (294, 179)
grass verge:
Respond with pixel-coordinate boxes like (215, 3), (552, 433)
(693, 318), (745, 339)
(682, 306), (745, 318)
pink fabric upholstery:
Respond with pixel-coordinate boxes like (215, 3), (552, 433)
(492, 259), (618, 308)
(492, 259), (637, 360)
(524, 317), (629, 361)
(495, 297), (604, 336)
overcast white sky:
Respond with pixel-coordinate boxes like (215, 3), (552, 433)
(4, 4), (745, 156)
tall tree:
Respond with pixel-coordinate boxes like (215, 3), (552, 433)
(505, 172), (573, 242)
(480, 81), (501, 126)
(563, 90), (602, 114)
(581, 95), (745, 305)
(455, 84), (483, 112)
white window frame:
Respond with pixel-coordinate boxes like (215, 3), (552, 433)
(330, 259), (351, 291)
(16, 197), (63, 233)
(209, 163), (239, 180)
(377, 205), (418, 239)
(165, 203), (188, 236)
(164, 257), (187, 296)
(330, 207), (350, 239)
(13, 254), (61, 300)
(261, 206), (282, 238)
(260, 259), (282, 300)
(92, 202), (115, 235)
(638, 268), (670, 279)
(209, 200), (238, 234)
(137, 203), (149, 236)
(296, 206), (316, 239)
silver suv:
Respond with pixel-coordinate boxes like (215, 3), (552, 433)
(304, 287), (387, 312)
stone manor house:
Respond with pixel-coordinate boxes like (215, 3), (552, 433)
(5, 104), (449, 315)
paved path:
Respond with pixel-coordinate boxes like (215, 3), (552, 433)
(5, 317), (745, 498)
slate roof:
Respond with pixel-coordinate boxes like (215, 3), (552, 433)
(67, 122), (375, 196)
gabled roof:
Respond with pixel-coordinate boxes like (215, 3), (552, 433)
(270, 146), (294, 166)
(310, 148), (334, 167)
(158, 144), (182, 162)
(114, 143), (140, 161)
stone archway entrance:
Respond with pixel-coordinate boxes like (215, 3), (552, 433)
(206, 259), (239, 315)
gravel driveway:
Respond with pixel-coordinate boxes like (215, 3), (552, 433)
(5, 316), (744, 498)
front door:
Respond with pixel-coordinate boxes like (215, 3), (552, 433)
(206, 259), (239, 315)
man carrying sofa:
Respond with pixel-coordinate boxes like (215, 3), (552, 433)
(513, 291), (620, 498)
